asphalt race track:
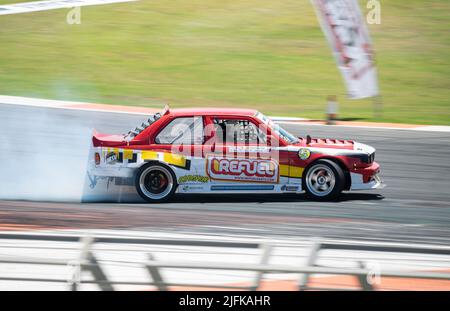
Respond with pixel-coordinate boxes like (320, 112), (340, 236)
(1, 103), (450, 246)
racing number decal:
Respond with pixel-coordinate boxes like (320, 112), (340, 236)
(206, 156), (279, 183)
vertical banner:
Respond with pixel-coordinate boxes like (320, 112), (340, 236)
(311, 0), (379, 99)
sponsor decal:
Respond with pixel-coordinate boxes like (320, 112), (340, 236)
(298, 148), (311, 160)
(181, 185), (205, 191)
(227, 146), (271, 153)
(105, 151), (118, 164)
(211, 185), (275, 191)
(101, 149), (136, 164)
(178, 175), (209, 184)
(281, 185), (300, 192)
(207, 156), (279, 183)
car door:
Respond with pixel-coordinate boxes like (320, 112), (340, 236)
(252, 112), (302, 190)
(203, 115), (281, 192)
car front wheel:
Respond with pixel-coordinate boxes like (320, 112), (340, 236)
(303, 159), (345, 201)
(135, 163), (177, 203)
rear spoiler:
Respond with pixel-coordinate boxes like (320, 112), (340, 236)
(92, 129), (126, 147)
(91, 107), (166, 147)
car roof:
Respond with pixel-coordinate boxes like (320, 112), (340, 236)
(168, 107), (258, 117)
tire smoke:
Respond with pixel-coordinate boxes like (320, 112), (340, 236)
(0, 106), (91, 201)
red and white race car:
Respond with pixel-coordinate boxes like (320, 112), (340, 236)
(87, 106), (383, 202)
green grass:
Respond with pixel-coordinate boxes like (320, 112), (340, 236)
(0, 0), (449, 124)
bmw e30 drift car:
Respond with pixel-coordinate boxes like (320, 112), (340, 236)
(87, 106), (383, 202)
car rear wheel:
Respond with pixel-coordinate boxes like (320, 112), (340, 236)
(135, 163), (177, 203)
(303, 159), (345, 201)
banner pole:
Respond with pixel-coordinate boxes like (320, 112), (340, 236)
(373, 95), (383, 118)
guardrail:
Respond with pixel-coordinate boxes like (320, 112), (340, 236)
(0, 233), (449, 291)
(299, 239), (450, 290)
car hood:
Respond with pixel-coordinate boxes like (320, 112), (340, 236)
(293, 137), (375, 155)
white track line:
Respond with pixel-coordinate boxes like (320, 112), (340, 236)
(413, 126), (450, 132)
(1, 95), (449, 132)
(277, 121), (450, 132)
(0, 0), (137, 16)
(0, 95), (73, 108)
(0, 95), (154, 115)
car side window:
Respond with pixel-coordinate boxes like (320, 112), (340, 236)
(155, 117), (204, 144)
(213, 118), (266, 145)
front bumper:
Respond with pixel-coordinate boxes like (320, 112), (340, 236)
(350, 173), (385, 190)
(350, 162), (385, 190)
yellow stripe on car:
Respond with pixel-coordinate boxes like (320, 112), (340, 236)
(289, 166), (304, 178)
(280, 164), (304, 178)
(280, 164), (289, 177)
(141, 150), (188, 169)
(123, 149), (134, 160)
(141, 150), (159, 160)
(163, 153), (187, 168)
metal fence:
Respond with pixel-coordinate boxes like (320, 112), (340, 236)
(0, 232), (449, 291)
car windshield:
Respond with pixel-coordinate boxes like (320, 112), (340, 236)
(255, 112), (299, 144)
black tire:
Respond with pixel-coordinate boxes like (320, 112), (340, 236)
(303, 159), (345, 201)
(135, 162), (177, 203)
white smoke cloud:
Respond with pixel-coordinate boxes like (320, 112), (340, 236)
(0, 106), (92, 202)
